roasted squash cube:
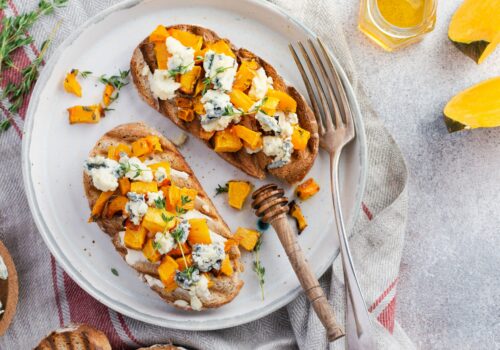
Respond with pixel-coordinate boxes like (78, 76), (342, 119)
(168, 242), (191, 257)
(145, 135), (163, 152)
(102, 84), (115, 107)
(154, 41), (169, 70)
(266, 89), (297, 113)
(175, 254), (193, 270)
(142, 238), (162, 263)
(229, 89), (254, 112)
(231, 125), (261, 150)
(180, 66), (202, 94)
(89, 191), (114, 221)
(118, 177), (131, 195)
(214, 130), (243, 153)
(291, 125), (311, 151)
(296, 178), (320, 200)
(205, 40), (235, 58)
(220, 255), (233, 276)
(158, 256), (179, 288)
(260, 96), (280, 116)
(142, 207), (177, 233)
(233, 60), (259, 91)
(106, 195), (128, 218)
(130, 181), (158, 194)
(178, 108), (195, 122)
(193, 96), (205, 115)
(233, 227), (260, 251)
(68, 105), (102, 124)
(124, 225), (147, 249)
(149, 25), (169, 42)
(131, 138), (151, 157)
(63, 69), (82, 97)
(170, 29), (203, 51)
(227, 181), (252, 210)
(224, 239), (239, 253)
(187, 218), (212, 245)
(289, 200), (308, 234)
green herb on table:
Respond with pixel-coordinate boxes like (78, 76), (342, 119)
(111, 268), (119, 276)
(98, 69), (130, 110)
(0, 119), (11, 133)
(215, 183), (228, 196)
(0, 0), (7, 10)
(77, 70), (92, 79)
(0, 0), (68, 72)
(253, 235), (265, 300)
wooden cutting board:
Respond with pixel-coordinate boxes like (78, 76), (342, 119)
(0, 241), (18, 336)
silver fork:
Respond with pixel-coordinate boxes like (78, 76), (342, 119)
(290, 39), (375, 348)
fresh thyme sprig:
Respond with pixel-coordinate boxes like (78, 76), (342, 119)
(168, 63), (193, 77)
(0, 0), (68, 72)
(201, 66), (233, 95)
(0, 118), (11, 133)
(215, 183), (228, 196)
(119, 161), (152, 179)
(253, 235), (265, 300)
(154, 197), (166, 209)
(3, 36), (53, 113)
(99, 69), (130, 90)
(169, 218), (189, 267)
(77, 70), (92, 79)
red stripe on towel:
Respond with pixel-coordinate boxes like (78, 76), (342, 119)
(63, 272), (126, 348)
(361, 202), (373, 220)
(368, 277), (399, 312)
(117, 313), (144, 346)
(0, 103), (22, 138)
(377, 296), (396, 334)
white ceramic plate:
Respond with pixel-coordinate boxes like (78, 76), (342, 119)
(22, 0), (366, 330)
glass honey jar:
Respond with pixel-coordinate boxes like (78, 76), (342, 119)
(358, 0), (437, 51)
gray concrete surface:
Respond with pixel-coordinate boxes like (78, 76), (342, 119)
(334, 1), (500, 349)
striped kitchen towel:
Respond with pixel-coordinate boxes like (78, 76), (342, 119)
(0, 0), (414, 349)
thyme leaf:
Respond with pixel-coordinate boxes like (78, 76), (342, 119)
(215, 183), (228, 196)
(252, 235), (265, 300)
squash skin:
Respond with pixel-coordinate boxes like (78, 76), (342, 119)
(443, 77), (500, 133)
(448, 0), (500, 64)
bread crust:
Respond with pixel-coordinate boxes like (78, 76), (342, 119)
(34, 324), (112, 350)
(83, 122), (243, 310)
(131, 24), (319, 184)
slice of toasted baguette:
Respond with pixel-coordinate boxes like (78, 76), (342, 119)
(34, 324), (111, 350)
(130, 24), (319, 184)
(83, 122), (243, 311)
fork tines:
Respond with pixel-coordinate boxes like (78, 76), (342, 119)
(289, 38), (354, 135)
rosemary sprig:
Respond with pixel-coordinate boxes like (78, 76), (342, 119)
(253, 235), (265, 300)
(0, 0), (7, 10)
(215, 183), (228, 196)
(0, 0), (68, 72)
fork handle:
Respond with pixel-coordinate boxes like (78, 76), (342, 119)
(330, 152), (372, 338)
(270, 214), (345, 342)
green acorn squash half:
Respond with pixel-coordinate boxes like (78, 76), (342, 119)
(444, 77), (500, 133)
(448, 0), (500, 64)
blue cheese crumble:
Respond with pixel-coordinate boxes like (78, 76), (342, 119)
(256, 111), (280, 133)
(175, 267), (201, 289)
(173, 219), (191, 244)
(203, 50), (238, 92)
(249, 67), (273, 100)
(200, 90), (241, 132)
(119, 155), (154, 182)
(147, 190), (164, 207)
(154, 166), (168, 183)
(149, 69), (181, 100)
(166, 37), (195, 75)
(125, 192), (148, 225)
(84, 156), (121, 192)
(153, 232), (175, 254)
(263, 136), (293, 169)
(192, 242), (225, 272)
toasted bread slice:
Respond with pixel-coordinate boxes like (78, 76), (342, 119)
(130, 24), (319, 184)
(34, 324), (111, 350)
(83, 122), (243, 310)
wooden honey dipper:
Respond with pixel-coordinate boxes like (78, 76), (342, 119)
(251, 184), (345, 342)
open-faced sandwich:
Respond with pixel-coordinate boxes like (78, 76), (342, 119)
(131, 24), (319, 183)
(83, 122), (243, 311)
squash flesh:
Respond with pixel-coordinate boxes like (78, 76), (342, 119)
(448, 0), (500, 64)
(444, 77), (500, 132)
(227, 181), (252, 210)
(213, 130), (243, 152)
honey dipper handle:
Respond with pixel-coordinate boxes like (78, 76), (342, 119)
(271, 214), (345, 342)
